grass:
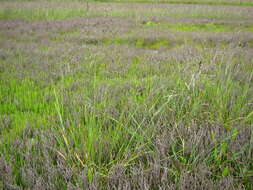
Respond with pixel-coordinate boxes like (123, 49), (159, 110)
(0, 7), (89, 20)
(0, 1), (253, 190)
(144, 21), (253, 33)
(0, 2), (253, 21)
(1, 0), (253, 6)
(113, 0), (253, 6)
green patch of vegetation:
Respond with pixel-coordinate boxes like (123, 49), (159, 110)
(38, 45), (50, 52)
(144, 21), (253, 32)
(105, 38), (172, 49)
(0, 34), (7, 41)
(0, 7), (88, 21)
(0, 78), (57, 141)
(0, 79), (52, 114)
(245, 25), (253, 32)
(113, 0), (253, 6)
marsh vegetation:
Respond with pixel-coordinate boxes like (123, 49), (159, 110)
(0, 0), (253, 189)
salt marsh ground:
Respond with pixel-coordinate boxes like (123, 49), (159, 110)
(0, 0), (253, 189)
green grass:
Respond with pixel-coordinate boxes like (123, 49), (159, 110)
(0, 7), (89, 21)
(144, 21), (253, 33)
(103, 38), (172, 49)
(0, 3), (251, 21)
(0, 78), (56, 140)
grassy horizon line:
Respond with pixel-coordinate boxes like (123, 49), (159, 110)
(0, 0), (253, 7)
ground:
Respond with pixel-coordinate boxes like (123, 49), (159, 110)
(0, 1), (253, 189)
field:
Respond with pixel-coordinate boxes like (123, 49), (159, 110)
(0, 0), (253, 189)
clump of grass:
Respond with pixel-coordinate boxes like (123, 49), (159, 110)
(1, 46), (253, 189)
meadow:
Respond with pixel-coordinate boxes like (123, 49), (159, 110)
(0, 0), (253, 189)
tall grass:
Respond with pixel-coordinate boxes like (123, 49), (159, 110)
(1, 45), (252, 188)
